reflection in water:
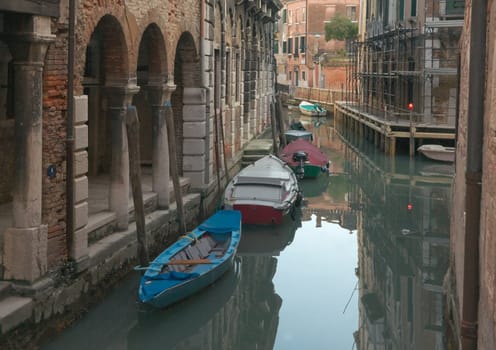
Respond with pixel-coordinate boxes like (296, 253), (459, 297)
(41, 111), (451, 350)
(128, 259), (242, 349)
(340, 134), (451, 349)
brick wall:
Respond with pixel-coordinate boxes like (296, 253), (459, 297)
(38, 0), (202, 268)
(42, 20), (70, 268)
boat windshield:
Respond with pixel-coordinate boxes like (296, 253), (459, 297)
(231, 184), (282, 202)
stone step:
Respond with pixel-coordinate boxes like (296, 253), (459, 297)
(88, 176), (192, 244)
(0, 282), (11, 299)
(0, 296), (33, 334)
(243, 139), (273, 155)
(241, 154), (267, 163)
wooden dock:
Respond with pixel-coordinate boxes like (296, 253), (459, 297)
(334, 103), (455, 157)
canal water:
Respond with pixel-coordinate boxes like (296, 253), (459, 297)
(41, 108), (452, 350)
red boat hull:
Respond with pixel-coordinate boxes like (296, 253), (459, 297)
(233, 204), (285, 225)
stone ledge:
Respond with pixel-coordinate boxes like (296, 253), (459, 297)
(0, 296), (33, 334)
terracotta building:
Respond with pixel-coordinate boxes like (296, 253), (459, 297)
(275, 0), (360, 91)
(0, 0), (281, 340)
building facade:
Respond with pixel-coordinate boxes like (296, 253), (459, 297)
(351, 0), (464, 128)
(275, 0), (359, 91)
(0, 0), (281, 340)
(449, 1), (496, 349)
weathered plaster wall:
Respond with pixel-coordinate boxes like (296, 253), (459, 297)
(478, 2), (496, 349)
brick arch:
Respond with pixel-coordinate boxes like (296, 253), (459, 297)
(94, 15), (130, 83)
(133, 23), (168, 164)
(167, 22), (200, 77)
(136, 11), (170, 80)
(137, 23), (168, 81)
(76, 5), (137, 91)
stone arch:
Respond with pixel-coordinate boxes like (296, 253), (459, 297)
(243, 17), (252, 138)
(134, 23), (168, 163)
(133, 22), (170, 208)
(84, 14), (130, 176)
(82, 14), (134, 229)
(232, 14), (244, 153)
(172, 31), (201, 179)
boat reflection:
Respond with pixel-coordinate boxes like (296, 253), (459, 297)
(238, 210), (301, 256)
(128, 258), (241, 349)
(127, 215), (303, 350)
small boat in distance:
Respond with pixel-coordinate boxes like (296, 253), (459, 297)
(223, 155), (302, 225)
(285, 129), (313, 143)
(137, 210), (242, 308)
(278, 138), (330, 179)
(299, 101), (327, 117)
(417, 144), (455, 162)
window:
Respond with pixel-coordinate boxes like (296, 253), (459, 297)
(283, 41), (287, 53)
(289, 71), (292, 80)
(411, 0), (417, 16)
(282, 9), (287, 23)
(274, 40), (279, 54)
(235, 53), (240, 102)
(446, 0), (465, 15)
(346, 6), (357, 22)
(288, 38), (293, 55)
(294, 37), (299, 56)
(302, 71), (306, 81)
(226, 51), (231, 104)
(300, 37), (306, 53)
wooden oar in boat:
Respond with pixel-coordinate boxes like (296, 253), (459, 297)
(167, 259), (212, 265)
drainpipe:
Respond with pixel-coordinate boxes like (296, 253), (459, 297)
(461, 1), (487, 349)
(66, 0), (75, 257)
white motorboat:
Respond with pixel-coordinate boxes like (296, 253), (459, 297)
(417, 144), (455, 162)
(223, 155), (302, 225)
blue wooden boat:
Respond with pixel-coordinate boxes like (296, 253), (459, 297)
(137, 210), (242, 308)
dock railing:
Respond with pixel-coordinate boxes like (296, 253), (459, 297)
(276, 84), (349, 107)
(292, 87), (348, 106)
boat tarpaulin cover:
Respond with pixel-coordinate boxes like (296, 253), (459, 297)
(279, 138), (329, 166)
(198, 210), (241, 234)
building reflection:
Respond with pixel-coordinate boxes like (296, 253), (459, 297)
(343, 140), (451, 350)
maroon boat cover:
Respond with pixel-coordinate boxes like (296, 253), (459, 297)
(278, 138), (329, 166)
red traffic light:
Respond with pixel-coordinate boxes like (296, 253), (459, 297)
(407, 103), (414, 111)
(407, 203), (413, 211)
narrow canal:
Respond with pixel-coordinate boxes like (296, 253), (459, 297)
(40, 107), (452, 350)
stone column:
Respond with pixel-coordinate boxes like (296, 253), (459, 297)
(106, 84), (139, 230)
(147, 84), (170, 209)
(3, 16), (54, 282)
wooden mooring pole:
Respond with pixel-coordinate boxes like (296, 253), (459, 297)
(270, 99), (279, 153)
(164, 101), (187, 234)
(126, 106), (148, 266)
(275, 94), (287, 148)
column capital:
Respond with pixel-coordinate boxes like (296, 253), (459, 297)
(146, 84), (168, 107)
(163, 82), (177, 106)
(2, 15), (55, 64)
(4, 33), (54, 65)
(105, 83), (140, 108)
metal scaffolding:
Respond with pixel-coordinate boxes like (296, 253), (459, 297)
(346, 0), (464, 128)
